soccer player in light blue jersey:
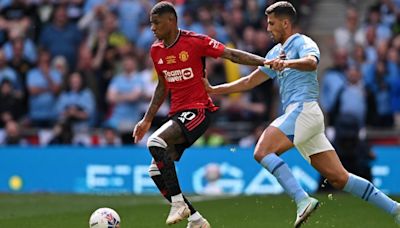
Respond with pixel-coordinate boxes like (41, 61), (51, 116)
(204, 1), (400, 227)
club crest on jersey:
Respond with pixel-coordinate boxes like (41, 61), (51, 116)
(166, 55), (176, 64)
(163, 68), (194, 82)
(179, 51), (189, 62)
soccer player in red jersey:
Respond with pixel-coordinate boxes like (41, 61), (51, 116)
(132, 1), (266, 227)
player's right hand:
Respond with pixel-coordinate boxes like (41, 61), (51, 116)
(132, 119), (151, 144)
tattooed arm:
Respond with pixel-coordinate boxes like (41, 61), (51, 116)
(221, 47), (265, 66)
(143, 77), (168, 122)
(133, 76), (167, 143)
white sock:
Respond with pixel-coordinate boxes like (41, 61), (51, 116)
(189, 211), (202, 221)
(171, 193), (184, 203)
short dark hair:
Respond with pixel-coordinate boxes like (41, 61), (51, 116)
(151, 1), (177, 19)
(265, 1), (297, 23)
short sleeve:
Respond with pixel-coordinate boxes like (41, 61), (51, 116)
(199, 35), (225, 58)
(258, 50), (278, 79)
(298, 37), (320, 63)
(108, 76), (119, 91)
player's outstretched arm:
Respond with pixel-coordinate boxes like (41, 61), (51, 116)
(221, 47), (266, 66)
(132, 77), (167, 143)
(269, 55), (318, 71)
(203, 69), (269, 94)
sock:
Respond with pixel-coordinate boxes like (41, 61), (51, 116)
(188, 211), (202, 221)
(150, 166), (197, 214)
(343, 173), (398, 215)
(151, 175), (197, 212)
(171, 193), (184, 202)
(149, 145), (182, 197)
(260, 153), (308, 204)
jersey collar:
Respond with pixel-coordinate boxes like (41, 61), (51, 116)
(282, 33), (299, 49)
(164, 29), (181, 49)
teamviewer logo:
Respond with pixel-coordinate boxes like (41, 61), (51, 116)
(163, 68), (194, 82)
(181, 68), (194, 80)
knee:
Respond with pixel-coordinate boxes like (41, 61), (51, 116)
(327, 172), (349, 190)
(253, 149), (272, 163)
(148, 163), (160, 177)
(147, 135), (168, 149)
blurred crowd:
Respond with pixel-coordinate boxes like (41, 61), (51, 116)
(0, 0), (398, 147)
(321, 0), (400, 131)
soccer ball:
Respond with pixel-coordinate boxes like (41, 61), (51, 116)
(89, 207), (121, 228)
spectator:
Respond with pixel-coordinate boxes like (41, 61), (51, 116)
(6, 34), (33, 88)
(3, 27), (37, 63)
(51, 55), (69, 83)
(78, 4), (109, 50)
(117, 0), (146, 43)
(34, 0), (55, 26)
(105, 54), (144, 141)
(334, 65), (367, 127)
(27, 50), (62, 127)
(0, 50), (19, 92)
(334, 7), (363, 52)
(48, 121), (73, 145)
(100, 11), (129, 51)
(366, 60), (394, 127)
(93, 44), (120, 119)
(0, 0), (38, 44)
(39, 4), (83, 69)
(67, 0), (85, 23)
(56, 72), (95, 133)
(3, 120), (27, 145)
(0, 79), (23, 127)
(320, 48), (348, 125)
(357, 5), (392, 46)
(179, 8), (204, 34)
(99, 126), (122, 146)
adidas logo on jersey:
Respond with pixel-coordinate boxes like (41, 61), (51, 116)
(158, 58), (164, 65)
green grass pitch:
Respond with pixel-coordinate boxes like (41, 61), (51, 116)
(0, 193), (398, 227)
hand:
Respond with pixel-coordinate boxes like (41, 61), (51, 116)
(202, 78), (215, 93)
(132, 119), (151, 143)
(264, 58), (288, 71)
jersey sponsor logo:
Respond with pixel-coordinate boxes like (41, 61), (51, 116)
(158, 58), (164, 65)
(166, 55), (176, 64)
(162, 68), (194, 82)
(179, 51), (189, 62)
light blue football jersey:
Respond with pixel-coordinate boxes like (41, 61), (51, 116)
(259, 33), (320, 110)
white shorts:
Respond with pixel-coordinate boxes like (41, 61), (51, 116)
(270, 101), (334, 162)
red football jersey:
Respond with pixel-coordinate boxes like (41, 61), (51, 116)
(150, 30), (225, 115)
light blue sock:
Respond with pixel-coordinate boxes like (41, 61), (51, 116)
(260, 153), (308, 204)
(343, 173), (398, 215)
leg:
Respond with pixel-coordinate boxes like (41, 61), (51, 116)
(254, 126), (309, 204)
(148, 120), (185, 200)
(255, 126), (319, 227)
(147, 120), (191, 224)
(148, 158), (198, 215)
(311, 150), (399, 217)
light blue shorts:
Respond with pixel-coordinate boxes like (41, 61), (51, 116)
(271, 101), (334, 162)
